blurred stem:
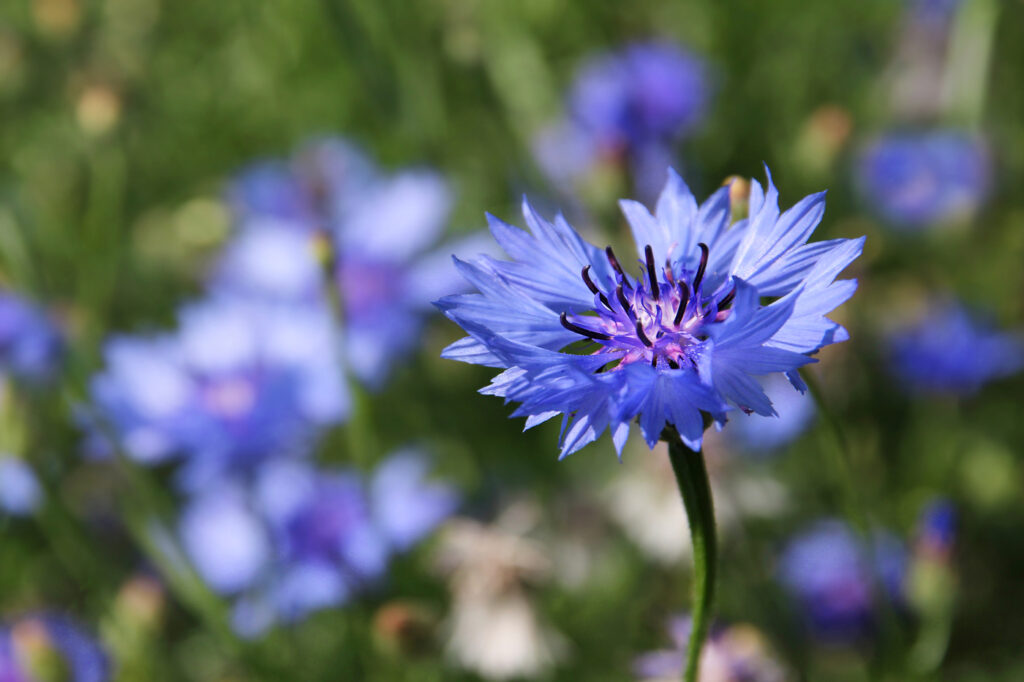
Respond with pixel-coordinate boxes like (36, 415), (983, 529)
(943, 0), (1000, 130)
(801, 368), (907, 668)
(663, 427), (716, 682)
(316, 229), (378, 465)
(801, 368), (868, 532)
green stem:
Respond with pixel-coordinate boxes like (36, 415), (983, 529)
(663, 428), (717, 682)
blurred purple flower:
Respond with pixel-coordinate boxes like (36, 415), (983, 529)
(886, 301), (1022, 395)
(217, 138), (489, 388)
(178, 452), (456, 636)
(910, 0), (962, 28)
(180, 485), (271, 595)
(0, 292), (63, 384)
(915, 498), (956, 559)
(778, 520), (907, 643)
(439, 169), (861, 457)
(89, 297), (349, 486)
(0, 458), (41, 516)
(536, 42), (710, 198)
(856, 131), (990, 229)
(0, 614), (109, 682)
(633, 615), (787, 681)
(570, 42), (709, 153)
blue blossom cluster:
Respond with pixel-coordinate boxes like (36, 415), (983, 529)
(0, 614), (108, 682)
(440, 168), (862, 456)
(856, 131), (990, 229)
(777, 520), (908, 643)
(535, 42), (710, 196)
(886, 300), (1023, 395)
(180, 451), (456, 636)
(217, 138), (488, 388)
(87, 138), (462, 634)
(89, 297), (348, 487)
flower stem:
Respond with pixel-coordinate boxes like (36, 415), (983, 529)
(663, 427), (717, 682)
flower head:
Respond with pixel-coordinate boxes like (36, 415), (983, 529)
(0, 458), (41, 517)
(778, 520), (907, 643)
(633, 615), (788, 682)
(569, 42), (709, 153)
(914, 498), (956, 559)
(0, 292), (63, 384)
(886, 301), (1022, 395)
(439, 169), (862, 457)
(0, 614), (108, 682)
(535, 42), (710, 198)
(89, 297), (349, 487)
(856, 130), (989, 229)
(216, 138), (488, 388)
(178, 452), (456, 637)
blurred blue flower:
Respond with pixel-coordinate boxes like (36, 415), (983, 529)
(90, 297), (349, 486)
(180, 485), (271, 595)
(0, 292), (63, 384)
(570, 42), (708, 153)
(856, 131), (990, 229)
(910, 0), (962, 28)
(0, 614), (109, 682)
(179, 452), (456, 636)
(886, 301), (1023, 395)
(536, 42), (710, 198)
(633, 614), (787, 681)
(778, 520), (907, 642)
(439, 169), (862, 457)
(915, 498), (956, 559)
(218, 138), (488, 388)
(725, 374), (816, 455)
(0, 458), (41, 516)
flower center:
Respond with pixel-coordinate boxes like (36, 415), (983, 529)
(559, 242), (735, 370)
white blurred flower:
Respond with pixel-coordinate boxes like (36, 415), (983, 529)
(435, 503), (567, 679)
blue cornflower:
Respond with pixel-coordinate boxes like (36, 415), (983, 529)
(89, 297), (349, 486)
(570, 42), (709, 154)
(778, 520), (907, 643)
(856, 130), (990, 229)
(915, 498), (956, 559)
(633, 615), (788, 681)
(0, 614), (109, 682)
(178, 452), (456, 637)
(0, 292), (63, 384)
(438, 169), (862, 457)
(0, 458), (42, 516)
(910, 0), (962, 28)
(217, 138), (489, 388)
(535, 42), (709, 198)
(886, 301), (1022, 395)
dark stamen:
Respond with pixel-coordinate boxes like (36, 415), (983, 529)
(693, 243), (709, 293)
(616, 284), (636, 321)
(674, 282), (690, 325)
(560, 312), (612, 341)
(667, 358), (680, 369)
(717, 286), (736, 311)
(605, 246), (625, 279)
(581, 266), (612, 310)
(651, 355), (657, 367)
(644, 245), (660, 300)
(635, 321), (653, 347)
